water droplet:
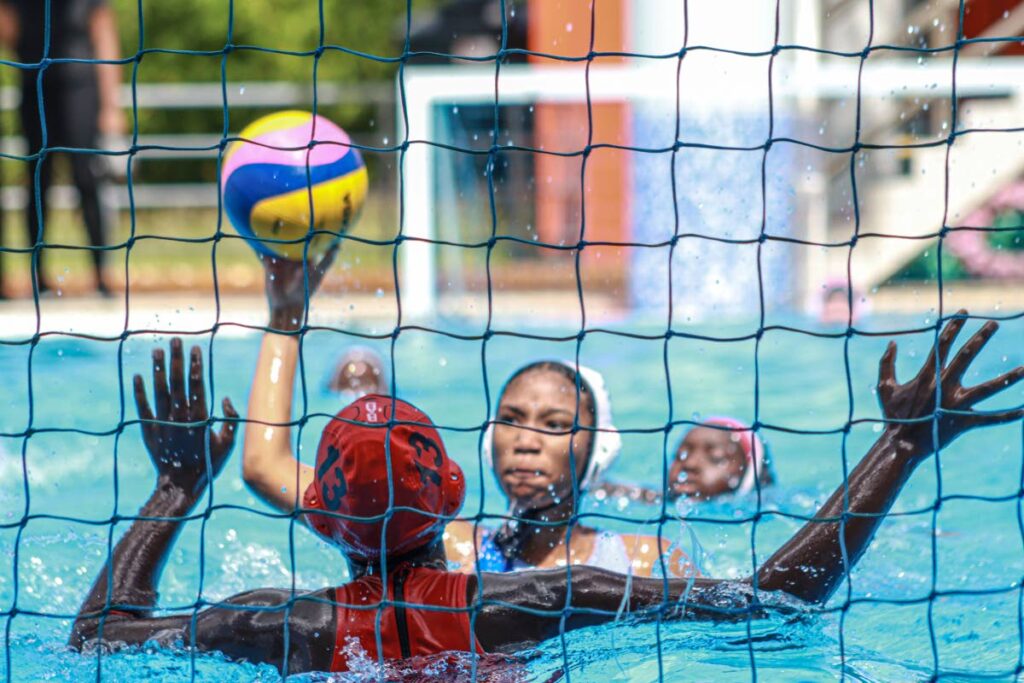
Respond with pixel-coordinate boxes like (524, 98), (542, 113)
(382, 136), (389, 145)
(439, 357), (448, 367)
(565, 22), (573, 32)
(240, 86), (246, 95)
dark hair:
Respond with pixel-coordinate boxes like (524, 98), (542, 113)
(501, 361), (596, 425)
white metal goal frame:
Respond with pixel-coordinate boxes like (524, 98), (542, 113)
(397, 57), (1024, 318)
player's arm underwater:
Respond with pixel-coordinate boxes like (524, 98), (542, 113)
(472, 314), (1024, 651)
(69, 339), (337, 673)
(241, 250), (336, 513)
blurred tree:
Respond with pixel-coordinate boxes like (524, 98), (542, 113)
(102, 0), (424, 182)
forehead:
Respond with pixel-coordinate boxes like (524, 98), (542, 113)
(682, 425), (737, 445)
(501, 368), (582, 410)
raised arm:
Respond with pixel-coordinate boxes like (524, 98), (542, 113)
(241, 251), (335, 512)
(476, 313), (1024, 650)
(70, 338), (335, 674)
(71, 337), (238, 643)
(755, 313), (1022, 602)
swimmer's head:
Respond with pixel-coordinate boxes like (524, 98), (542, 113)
(328, 347), (387, 400)
(667, 417), (772, 501)
(303, 395), (465, 562)
(819, 279), (866, 326)
(483, 361), (621, 512)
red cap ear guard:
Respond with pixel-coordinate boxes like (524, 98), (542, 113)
(303, 395), (465, 562)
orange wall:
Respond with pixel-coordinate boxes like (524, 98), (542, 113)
(528, 0), (630, 266)
(963, 0), (1024, 55)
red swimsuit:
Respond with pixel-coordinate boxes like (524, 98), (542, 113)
(330, 565), (484, 672)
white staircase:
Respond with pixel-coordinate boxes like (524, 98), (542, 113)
(830, 95), (1024, 290)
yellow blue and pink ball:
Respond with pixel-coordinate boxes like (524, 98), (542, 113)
(221, 111), (368, 260)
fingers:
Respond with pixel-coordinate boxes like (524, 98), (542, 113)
(933, 310), (968, 370)
(315, 242), (340, 278)
(152, 347), (170, 419)
(969, 407), (1024, 430)
(188, 345), (208, 422)
(215, 397), (239, 453)
(132, 374), (154, 422)
(964, 366), (1024, 405)
(877, 341), (897, 401)
(945, 320), (999, 385)
(168, 337), (188, 421)
(912, 312), (968, 388)
(304, 242), (339, 294)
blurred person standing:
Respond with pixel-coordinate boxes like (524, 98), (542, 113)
(0, 12), (14, 299)
(0, 0), (123, 296)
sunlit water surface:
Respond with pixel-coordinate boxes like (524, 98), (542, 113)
(1, 313), (1022, 681)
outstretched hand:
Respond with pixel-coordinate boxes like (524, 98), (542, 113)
(261, 245), (338, 332)
(133, 338), (239, 495)
(878, 310), (1024, 460)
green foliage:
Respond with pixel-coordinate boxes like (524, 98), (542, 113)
(988, 209), (1024, 252)
(889, 209), (1024, 283)
(112, 0), (413, 136)
(113, 0), (410, 82)
(892, 242), (968, 282)
(5, 2), (423, 184)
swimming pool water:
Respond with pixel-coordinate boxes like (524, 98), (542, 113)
(1, 313), (1022, 681)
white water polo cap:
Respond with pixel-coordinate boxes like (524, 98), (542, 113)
(482, 360), (622, 492)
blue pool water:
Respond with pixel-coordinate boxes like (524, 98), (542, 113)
(1, 313), (1023, 681)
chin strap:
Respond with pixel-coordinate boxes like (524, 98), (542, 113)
(491, 499), (567, 570)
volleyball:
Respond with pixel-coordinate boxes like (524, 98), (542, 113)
(221, 110), (368, 260)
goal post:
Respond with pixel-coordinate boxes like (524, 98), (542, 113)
(397, 57), (1024, 319)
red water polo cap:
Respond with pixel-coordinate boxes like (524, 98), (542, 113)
(303, 395), (465, 561)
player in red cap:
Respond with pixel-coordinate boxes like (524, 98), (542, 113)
(70, 303), (1024, 674)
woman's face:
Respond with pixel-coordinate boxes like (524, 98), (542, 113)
(492, 368), (594, 510)
(667, 426), (747, 500)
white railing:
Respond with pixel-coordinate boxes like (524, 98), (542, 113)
(0, 80), (393, 210)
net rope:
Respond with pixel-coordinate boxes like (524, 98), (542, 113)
(1, 0), (1023, 680)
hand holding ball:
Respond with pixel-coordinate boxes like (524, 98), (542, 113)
(221, 111), (368, 260)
